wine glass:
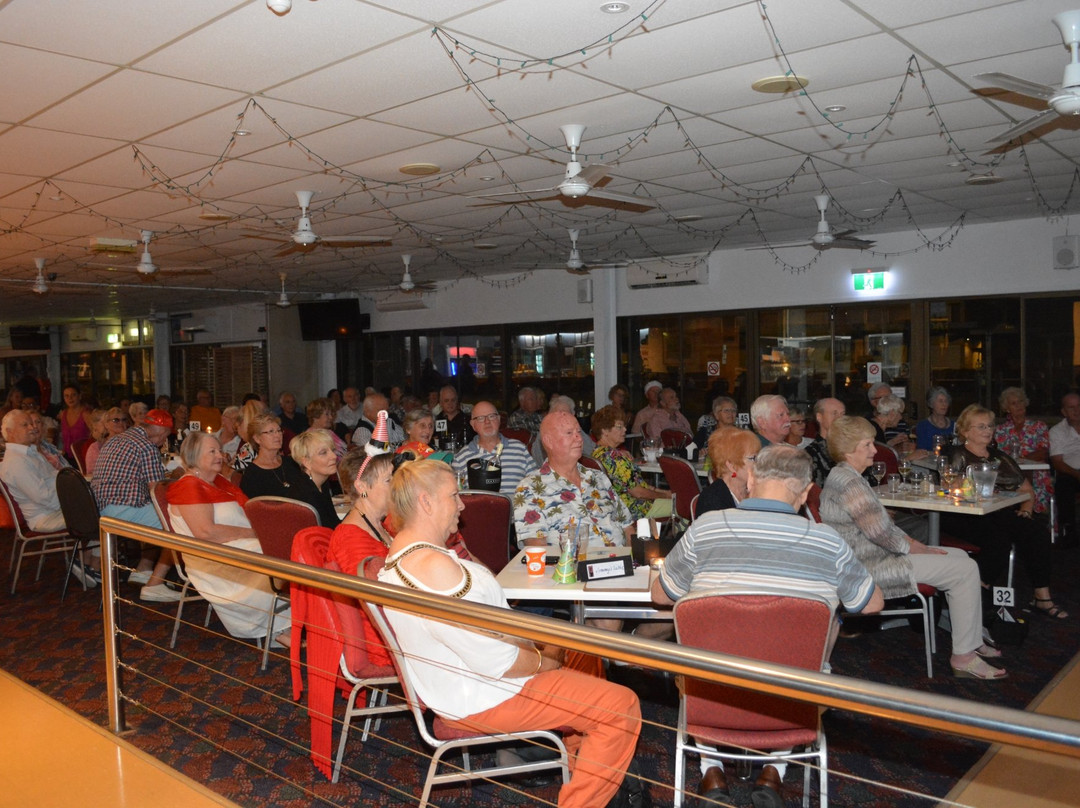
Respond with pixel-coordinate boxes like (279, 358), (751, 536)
(897, 457), (912, 488)
(940, 463), (959, 495)
(870, 461), (887, 487)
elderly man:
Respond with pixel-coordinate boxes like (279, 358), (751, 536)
(507, 386), (544, 441)
(351, 392), (406, 448)
(276, 391), (308, 434)
(92, 408), (179, 602)
(189, 388), (222, 433)
(333, 386), (363, 439)
(750, 394), (791, 447)
(1050, 392), (1080, 544)
(652, 444), (882, 808)
(532, 395), (595, 463)
(806, 397), (846, 487)
(634, 387), (693, 442)
(432, 384), (472, 448)
(514, 410), (633, 552)
(453, 400), (537, 495)
(630, 380), (663, 435)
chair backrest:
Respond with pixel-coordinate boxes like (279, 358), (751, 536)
(659, 454), (702, 522)
(803, 482), (823, 523)
(578, 454), (603, 472)
(55, 467), (100, 541)
(500, 427), (533, 452)
(149, 480), (174, 532)
(323, 554), (392, 676)
(456, 490), (514, 573)
(674, 592), (832, 734)
(0, 477), (32, 535)
(71, 438), (94, 475)
(244, 496), (320, 561)
(660, 428), (690, 450)
(690, 493), (701, 521)
(872, 442), (899, 476)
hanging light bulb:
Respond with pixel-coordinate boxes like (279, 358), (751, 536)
(267, 0), (292, 13)
(31, 257), (48, 295)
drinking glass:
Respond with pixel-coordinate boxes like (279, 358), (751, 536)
(898, 457), (912, 488)
(641, 438), (660, 464)
(870, 461), (887, 487)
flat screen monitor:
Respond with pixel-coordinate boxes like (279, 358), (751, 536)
(296, 299), (368, 341)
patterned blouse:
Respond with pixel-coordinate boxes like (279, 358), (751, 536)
(591, 444), (651, 520)
(994, 418), (1052, 513)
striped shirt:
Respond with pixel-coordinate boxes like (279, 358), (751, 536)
(658, 498), (876, 613)
(452, 435), (536, 496)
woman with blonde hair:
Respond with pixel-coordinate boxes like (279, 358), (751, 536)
(85, 406), (127, 475)
(287, 428), (342, 527)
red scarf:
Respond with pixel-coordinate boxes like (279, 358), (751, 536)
(166, 473), (248, 507)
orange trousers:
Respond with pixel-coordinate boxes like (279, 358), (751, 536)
(442, 668), (641, 808)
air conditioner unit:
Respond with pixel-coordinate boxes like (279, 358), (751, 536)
(89, 237), (139, 254)
(375, 295), (429, 313)
(625, 257), (708, 289)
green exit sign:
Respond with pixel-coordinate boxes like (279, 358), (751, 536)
(853, 271), (885, 291)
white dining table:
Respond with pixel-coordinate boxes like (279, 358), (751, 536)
(496, 549), (670, 623)
(874, 487), (1030, 546)
(639, 459), (710, 478)
(913, 456), (1049, 472)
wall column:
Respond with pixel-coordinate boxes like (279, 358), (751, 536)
(592, 268), (618, 406)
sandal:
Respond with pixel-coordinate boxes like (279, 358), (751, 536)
(952, 656), (1008, 680)
(1029, 597), (1069, 620)
(975, 644), (1003, 659)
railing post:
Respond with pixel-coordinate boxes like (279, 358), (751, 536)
(100, 525), (125, 734)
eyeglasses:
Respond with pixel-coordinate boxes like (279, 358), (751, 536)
(470, 414), (500, 423)
(719, 408), (738, 414)
(258, 428), (283, 436)
(789, 419), (806, 425)
(969, 423), (995, 431)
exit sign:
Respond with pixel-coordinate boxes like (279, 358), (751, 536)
(853, 271), (885, 291)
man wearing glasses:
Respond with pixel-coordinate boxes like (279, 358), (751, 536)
(453, 401), (537, 495)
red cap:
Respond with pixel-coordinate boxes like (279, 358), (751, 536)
(144, 408), (174, 429)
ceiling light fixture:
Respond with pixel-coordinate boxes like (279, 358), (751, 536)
(824, 104), (847, 113)
(751, 75), (809, 94)
(600, 2), (630, 12)
(267, 0), (291, 13)
(965, 174), (1005, 185)
(474, 242), (498, 250)
(674, 214), (703, 222)
(233, 128), (251, 137)
(399, 162), (441, 176)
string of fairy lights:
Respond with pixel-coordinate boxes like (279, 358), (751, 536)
(3, 0), (1075, 292)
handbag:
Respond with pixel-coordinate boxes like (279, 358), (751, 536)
(985, 605), (1028, 646)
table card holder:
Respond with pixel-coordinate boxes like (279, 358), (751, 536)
(577, 547), (634, 581)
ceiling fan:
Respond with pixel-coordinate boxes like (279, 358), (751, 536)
(276, 273), (291, 308)
(976, 10), (1080, 143)
(469, 125), (657, 213)
(85, 230), (212, 277)
(249, 190), (393, 257)
(749, 194), (875, 252)
(395, 254), (436, 292)
(31, 258), (48, 294)
(524, 229), (631, 275)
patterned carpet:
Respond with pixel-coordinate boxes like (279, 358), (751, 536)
(0, 535), (1077, 807)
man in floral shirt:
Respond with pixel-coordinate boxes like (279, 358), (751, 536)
(513, 410), (633, 552)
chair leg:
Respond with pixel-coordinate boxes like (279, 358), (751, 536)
(170, 583), (192, 649)
(60, 538), (83, 603)
(261, 592), (280, 671)
(918, 593), (934, 678)
(672, 743), (686, 808)
(332, 685), (363, 784)
(10, 541), (26, 594)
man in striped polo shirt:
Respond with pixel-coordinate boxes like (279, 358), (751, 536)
(452, 400), (536, 495)
(652, 444), (882, 808)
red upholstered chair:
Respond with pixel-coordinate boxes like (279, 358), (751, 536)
(456, 490), (514, 574)
(70, 437), (94, 475)
(659, 454), (703, 523)
(660, 428), (691, 451)
(244, 496), (320, 670)
(672, 592), (832, 808)
(803, 483), (823, 524)
(872, 442), (899, 477)
(0, 477), (75, 595)
(363, 590), (570, 807)
(578, 454), (603, 472)
(500, 427), (533, 453)
(149, 480), (212, 649)
(323, 555), (407, 783)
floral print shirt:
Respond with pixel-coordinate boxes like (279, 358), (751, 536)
(994, 418), (1052, 513)
(513, 461), (633, 551)
(592, 445), (651, 520)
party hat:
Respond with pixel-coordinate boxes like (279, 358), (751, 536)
(356, 410), (393, 483)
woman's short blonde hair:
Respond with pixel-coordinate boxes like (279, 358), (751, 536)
(389, 459), (454, 527)
(178, 431), (219, 471)
(338, 448), (394, 503)
(707, 427), (761, 475)
(248, 413), (281, 450)
(290, 428), (334, 470)
(955, 403), (995, 440)
(827, 416), (876, 463)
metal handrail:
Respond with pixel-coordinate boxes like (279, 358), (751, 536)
(99, 516), (1080, 759)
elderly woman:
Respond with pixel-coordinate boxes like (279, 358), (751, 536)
(994, 387), (1052, 514)
(378, 460), (641, 808)
(166, 432), (290, 644)
(915, 386), (955, 452)
(784, 405), (813, 449)
(696, 427), (762, 517)
(821, 416), (1004, 680)
(871, 394), (911, 453)
(397, 406), (436, 459)
(607, 384), (630, 417)
(288, 429), (343, 527)
(943, 405), (1064, 619)
(693, 395), (738, 448)
(129, 400), (149, 429)
(233, 398), (270, 473)
(215, 405), (242, 462)
(85, 406), (128, 475)
(306, 397), (348, 459)
(590, 405), (671, 520)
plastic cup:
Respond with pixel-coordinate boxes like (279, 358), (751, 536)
(886, 473), (901, 493)
(524, 546), (547, 577)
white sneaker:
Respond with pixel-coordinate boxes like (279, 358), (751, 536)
(140, 583), (183, 602)
(127, 569), (152, 585)
(70, 562), (99, 589)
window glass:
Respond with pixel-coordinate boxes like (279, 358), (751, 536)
(1023, 296), (1077, 414)
(833, 303), (911, 417)
(929, 299), (1019, 414)
(758, 308), (832, 412)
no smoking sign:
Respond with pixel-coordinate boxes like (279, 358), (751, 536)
(707, 361), (721, 377)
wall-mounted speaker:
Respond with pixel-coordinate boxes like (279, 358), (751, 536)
(577, 277), (593, 304)
(1054, 235), (1080, 270)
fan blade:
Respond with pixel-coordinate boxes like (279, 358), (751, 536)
(823, 238), (875, 251)
(985, 107), (1058, 143)
(745, 241), (814, 251)
(579, 163), (611, 185)
(580, 188), (656, 212)
(468, 193), (563, 208)
(467, 185), (559, 201)
(320, 236), (394, 248)
(974, 72), (1056, 101)
(274, 242), (318, 258)
(244, 232), (292, 244)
